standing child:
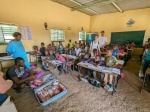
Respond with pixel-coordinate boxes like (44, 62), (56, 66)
(55, 52), (67, 74)
(40, 42), (46, 56)
(42, 49), (50, 71)
(92, 55), (103, 80)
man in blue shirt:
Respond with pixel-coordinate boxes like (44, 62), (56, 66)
(0, 71), (17, 112)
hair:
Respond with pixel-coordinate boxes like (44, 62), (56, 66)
(41, 42), (44, 45)
(13, 32), (21, 37)
(93, 49), (97, 52)
(84, 53), (90, 58)
(96, 55), (101, 59)
(15, 57), (24, 65)
(101, 31), (105, 33)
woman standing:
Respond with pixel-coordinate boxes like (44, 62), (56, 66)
(90, 35), (100, 56)
(6, 32), (30, 69)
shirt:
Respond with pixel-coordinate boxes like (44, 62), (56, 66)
(6, 65), (27, 79)
(112, 49), (119, 57)
(56, 55), (66, 62)
(98, 36), (108, 47)
(0, 94), (8, 106)
(57, 45), (64, 54)
(119, 49), (124, 54)
(49, 54), (55, 60)
(94, 60), (103, 66)
(90, 41), (99, 50)
(83, 58), (91, 63)
(75, 48), (81, 56)
(68, 42), (73, 48)
(40, 47), (46, 56)
(106, 56), (118, 67)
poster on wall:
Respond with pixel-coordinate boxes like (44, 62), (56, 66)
(79, 31), (86, 40)
(19, 26), (32, 40)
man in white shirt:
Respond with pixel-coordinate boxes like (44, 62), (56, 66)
(98, 31), (108, 51)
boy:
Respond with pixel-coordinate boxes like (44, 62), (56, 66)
(82, 53), (91, 78)
(40, 42), (46, 56)
(42, 49), (50, 71)
(68, 39), (73, 48)
(102, 49), (118, 89)
(112, 45), (119, 58)
(57, 41), (64, 54)
(92, 55), (103, 80)
(49, 49), (55, 60)
(75, 43), (81, 57)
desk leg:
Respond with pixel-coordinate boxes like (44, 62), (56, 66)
(78, 65), (81, 81)
(0, 62), (3, 72)
(112, 75), (117, 95)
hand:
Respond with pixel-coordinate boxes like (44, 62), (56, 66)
(30, 70), (38, 75)
(29, 75), (37, 80)
(0, 71), (4, 77)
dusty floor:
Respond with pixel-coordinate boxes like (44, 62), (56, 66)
(7, 67), (150, 112)
(7, 48), (150, 112)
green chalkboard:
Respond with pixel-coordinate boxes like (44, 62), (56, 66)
(110, 30), (145, 47)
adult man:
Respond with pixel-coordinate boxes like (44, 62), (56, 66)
(98, 31), (108, 51)
(6, 57), (38, 92)
(0, 71), (17, 112)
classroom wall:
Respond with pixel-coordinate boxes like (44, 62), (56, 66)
(90, 8), (150, 44)
(0, 0), (90, 53)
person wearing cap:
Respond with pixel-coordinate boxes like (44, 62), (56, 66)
(98, 31), (108, 52)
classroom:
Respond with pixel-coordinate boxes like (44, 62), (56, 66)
(0, 0), (150, 112)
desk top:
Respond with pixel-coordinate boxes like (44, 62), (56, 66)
(0, 56), (13, 61)
(61, 54), (78, 60)
(48, 60), (62, 66)
(77, 62), (120, 76)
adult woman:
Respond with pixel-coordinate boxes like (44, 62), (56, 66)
(90, 35), (100, 56)
(6, 32), (30, 69)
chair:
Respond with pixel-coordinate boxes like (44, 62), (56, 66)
(141, 68), (150, 93)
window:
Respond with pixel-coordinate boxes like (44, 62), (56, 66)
(50, 29), (65, 42)
(79, 31), (86, 40)
(0, 23), (18, 44)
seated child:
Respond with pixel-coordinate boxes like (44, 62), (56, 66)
(42, 49), (50, 71)
(85, 44), (90, 53)
(64, 46), (69, 54)
(82, 53), (91, 78)
(55, 52), (67, 74)
(102, 49), (118, 86)
(31, 45), (40, 55)
(75, 43), (81, 57)
(91, 49), (98, 58)
(112, 45), (119, 58)
(92, 55), (103, 80)
(117, 46), (125, 60)
(6, 57), (38, 92)
(49, 49), (55, 60)
(130, 42), (135, 50)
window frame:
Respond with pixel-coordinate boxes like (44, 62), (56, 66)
(50, 28), (65, 42)
(0, 23), (18, 45)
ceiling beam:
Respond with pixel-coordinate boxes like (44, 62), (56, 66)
(71, 0), (119, 11)
(112, 2), (123, 13)
(70, 0), (100, 15)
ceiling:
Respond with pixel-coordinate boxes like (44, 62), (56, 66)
(50, 0), (150, 16)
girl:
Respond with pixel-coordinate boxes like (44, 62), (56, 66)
(55, 52), (67, 74)
(117, 46), (125, 60)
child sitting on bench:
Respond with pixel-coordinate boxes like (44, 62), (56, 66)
(42, 49), (50, 71)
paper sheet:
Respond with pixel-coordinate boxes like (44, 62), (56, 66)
(0, 56), (13, 60)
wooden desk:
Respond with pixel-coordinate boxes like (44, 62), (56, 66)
(77, 62), (120, 95)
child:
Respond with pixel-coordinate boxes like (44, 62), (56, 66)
(57, 41), (64, 54)
(64, 46), (69, 54)
(42, 49), (50, 71)
(92, 55), (103, 80)
(91, 49), (98, 57)
(55, 52), (67, 74)
(68, 39), (73, 48)
(102, 49), (118, 88)
(75, 43), (81, 57)
(40, 42), (46, 56)
(47, 44), (51, 50)
(117, 46), (125, 60)
(112, 45), (119, 58)
(85, 44), (90, 53)
(49, 49), (55, 60)
(130, 42), (135, 50)
(82, 53), (91, 78)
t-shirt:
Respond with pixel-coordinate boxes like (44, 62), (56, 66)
(49, 54), (55, 60)
(6, 65), (27, 79)
(119, 49), (124, 54)
(112, 49), (119, 58)
(0, 94), (8, 106)
(131, 43), (135, 50)
(90, 41), (99, 50)
(40, 47), (46, 56)
(94, 60), (103, 66)
(75, 48), (81, 56)
(83, 58), (91, 63)
(56, 55), (66, 62)
(57, 45), (64, 54)
(106, 56), (118, 67)
(98, 36), (108, 47)
(68, 42), (73, 48)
